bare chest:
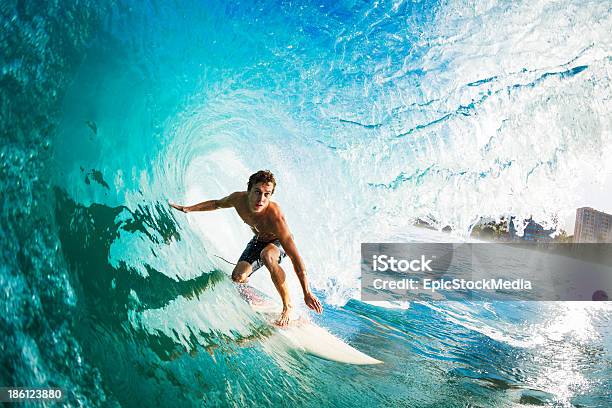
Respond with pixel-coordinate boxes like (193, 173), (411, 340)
(235, 207), (276, 239)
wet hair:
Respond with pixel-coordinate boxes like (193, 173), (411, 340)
(247, 170), (276, 193)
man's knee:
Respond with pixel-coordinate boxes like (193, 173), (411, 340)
(232, 263), (250, 283)
(232, 271), (248, 283)
(260, 247), (280, 269)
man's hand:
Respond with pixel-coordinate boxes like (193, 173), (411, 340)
(304, 291), (322, 314)
(168, 200), (189, 213)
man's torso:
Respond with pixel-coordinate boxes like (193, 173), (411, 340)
(233, 192), (280, 241)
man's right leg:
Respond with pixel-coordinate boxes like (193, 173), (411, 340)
(260, 244), (292, 326)
(231, 261), (252, 283)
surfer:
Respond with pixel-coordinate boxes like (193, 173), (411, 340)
(169, 170), (323, 326)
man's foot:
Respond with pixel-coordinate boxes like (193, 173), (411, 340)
(275, 305), (293, 327)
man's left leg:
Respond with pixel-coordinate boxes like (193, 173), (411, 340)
(260, 244), (292, 326)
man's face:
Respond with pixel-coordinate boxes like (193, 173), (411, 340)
(247, 182), (274, 213)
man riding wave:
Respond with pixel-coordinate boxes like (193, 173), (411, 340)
(169, 170), (323, 325)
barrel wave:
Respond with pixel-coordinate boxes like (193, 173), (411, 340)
(2, 0), (611, 406)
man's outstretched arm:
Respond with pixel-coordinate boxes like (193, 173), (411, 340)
(276, 218), (323, 314)
(168, 192), (237, 213)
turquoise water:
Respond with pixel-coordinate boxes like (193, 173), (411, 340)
(2, 0), (611, 406)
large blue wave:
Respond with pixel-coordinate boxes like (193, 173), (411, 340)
(2, 0), (611, 406)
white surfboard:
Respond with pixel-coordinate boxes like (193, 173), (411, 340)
(239, 286), (382, 365)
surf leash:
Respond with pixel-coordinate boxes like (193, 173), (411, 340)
(213, 254), (237, 266)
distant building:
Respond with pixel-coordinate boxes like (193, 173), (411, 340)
(574, 207), (612, 243)
(522, 217), (555, 242)
(508, 216), (517, 240)
(506, 216), (554, 242)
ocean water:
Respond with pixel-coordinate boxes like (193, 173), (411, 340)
(1, 0), (611, 406)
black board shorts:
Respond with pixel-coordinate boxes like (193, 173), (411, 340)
(238, 236), (287, 274)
